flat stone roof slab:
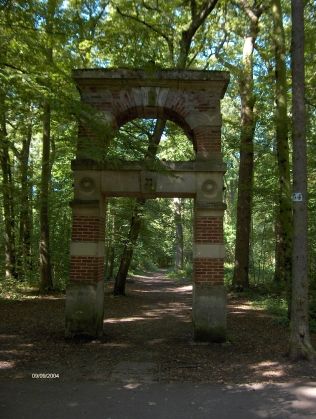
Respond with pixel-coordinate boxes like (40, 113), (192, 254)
(73, 68), (230, 96)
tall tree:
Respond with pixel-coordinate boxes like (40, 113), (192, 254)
(39, 0), (58, 292)
(233, 0), (263, 289)
(272, 0), (292, 288)
(0, 91), (17, 279)
(289, 0), (315, 360)
(18, 118), (33, 279)
(174, 198), (184, 271)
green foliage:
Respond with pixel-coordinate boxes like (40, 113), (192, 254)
(249, 289), (316, 333)
(0, 0), (315, 320)
(252, 293), (288, 315)
(0, 278), (37, 300)
(166, 262), (193, 282)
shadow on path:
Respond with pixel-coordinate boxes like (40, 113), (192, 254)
(0, 270), (315, 386)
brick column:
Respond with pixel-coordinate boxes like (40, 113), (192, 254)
(194, 213), (224, 285)
(192, 206), (226, 342)
(65, 169), (105, 338)
(192, 165), (227, 342)
(70, 210), (105, 283)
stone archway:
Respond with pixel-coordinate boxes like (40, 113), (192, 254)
(65, 69), (229, 342)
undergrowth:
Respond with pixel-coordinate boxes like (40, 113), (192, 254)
(0, 279), (38, 300)
(248, 290), (316, 333)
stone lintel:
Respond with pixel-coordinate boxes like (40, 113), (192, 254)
(71, 159), (227, 173)
(193, 244), (225, 258)
(72, 167), (226, 201)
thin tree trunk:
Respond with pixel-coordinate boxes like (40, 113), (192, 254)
(114, 199), (145, 295)
(233, 5), (262, 289)
(18, 122), (32, 279)
(39, 100), (53, 291)
(0, 90), (17, 279)
(174, 198), (184, 271)
(106, 246), (115, 280)
(272, 0), (292, 288)
(289, 0), (315, 361)
(114, 119), (166, 295)
(106, 205), (116, 280)
(39, 0), (56, 292)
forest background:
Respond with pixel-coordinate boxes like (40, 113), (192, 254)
(0, 1), (315, 351)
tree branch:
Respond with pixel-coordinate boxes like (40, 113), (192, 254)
(178, 0), (220, 67)
(116, 6), (175, 64)
(190, 0), (197, 19)
(239, 0), (264, 21)
(0, 62), (27, 73)
(141, 0), (162, 13)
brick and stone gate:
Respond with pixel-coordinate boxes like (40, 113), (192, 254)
(65, 69), (229, 342)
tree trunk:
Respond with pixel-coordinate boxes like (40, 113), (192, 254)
(18, 122), (32, 279)
(272, 0), (293, 289)
(105, 208), (115, 280)
(39, 0), (56, 292)
(174, 198), (184, 271)
(0, 92), (17, 279)
(106, 246), (115, 280)
(113, 119), (166, 295)
(233, 7), (262, 289)
(39, 100), (53, 292)
(114, 199), (145, 295)
(289, 0), (315, 361)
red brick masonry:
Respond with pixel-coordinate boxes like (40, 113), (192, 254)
(72, 216), (105, 241)
(70, 256), (104, 281)
(194, 216), (223, 243)
(194, 258), (224, 285)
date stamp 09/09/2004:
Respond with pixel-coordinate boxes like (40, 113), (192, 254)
(31, 373), (60, 379)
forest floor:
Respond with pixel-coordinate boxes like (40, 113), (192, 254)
(0, 270), (316, 385)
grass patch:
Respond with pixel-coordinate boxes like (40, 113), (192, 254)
(250, 294), (289, 326)
(166, 266), (192, 282)
(248, 292), (316, 332)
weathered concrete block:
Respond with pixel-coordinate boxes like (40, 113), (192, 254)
(65, 280), (104, 338)
(192, 284), (226, 342)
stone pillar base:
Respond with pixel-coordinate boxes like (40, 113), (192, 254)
(192, 284), (226, 342)
(65, 280), (104, 338)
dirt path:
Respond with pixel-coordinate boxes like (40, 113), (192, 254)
(0, 271), (315, 384)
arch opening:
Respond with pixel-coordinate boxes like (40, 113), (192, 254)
(107, 118), (195, 162)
